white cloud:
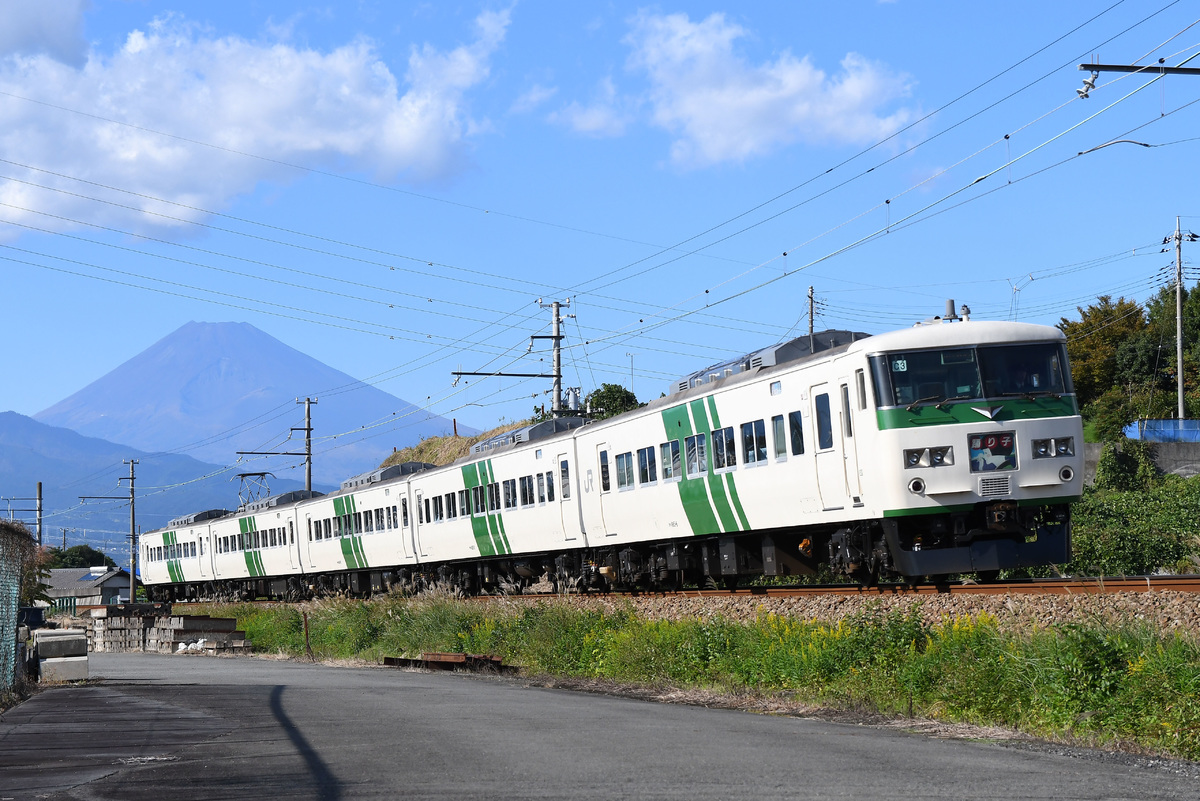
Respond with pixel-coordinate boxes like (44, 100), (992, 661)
(0, 9), (509, 239)
(548, 77), (631, 138)
(0, 0), (90, 67)
(511, 83), (558, 114)
(625, 11), (913, 167)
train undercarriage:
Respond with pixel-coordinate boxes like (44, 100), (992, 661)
(146, 501), (1072, 602)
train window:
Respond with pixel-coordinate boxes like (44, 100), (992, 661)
(638, 446), (657, 484)
(385, 507), (393, 530)
(289, 522), (294, 544)
(661, 441), (681, 480)
(815, 394), (834, 449)
(599, 451), (611, 492)
(488, 482), (500, 511)
(362, 512), (372, 533)
(324, 518), (332, 539)
(545, 472), (555, 502)
(520, 476), (534, 506)
(840, 385), (853, 438)
(855, 369), (868, 410)
(615, 452), (634, 489)
(504, 479), (518, 509)
(433, 496), (444, 522)
(712, 427), (736, 469)
(685, 434), (708, 477)
(447, 492), (457, 519)
(354, 512), (363, 533)
(419, 499), (426, 525)
(772, 415), (787, 459)
(538, 474), (546, 503)
(395, 503), (402, 528)
(458, 490), (469, 516)
(200, 539), (205, 556)
(268, 530), (276, 547)
(742, 419), (767, 463)
(560, 461), (570, 499)
(789, 411), (805, 455)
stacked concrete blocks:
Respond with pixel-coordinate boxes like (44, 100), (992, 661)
(30, 629), (88, 682)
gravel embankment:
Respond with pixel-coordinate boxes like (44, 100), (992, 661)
(489, 590), (1200, 635)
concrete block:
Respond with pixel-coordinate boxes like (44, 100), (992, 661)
(36, 637), (88, 659)
(39, 656), (89, 682)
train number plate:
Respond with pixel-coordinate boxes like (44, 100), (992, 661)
(969, 431), (1017, 472)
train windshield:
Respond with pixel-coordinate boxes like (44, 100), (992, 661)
(870, 342), (1071, 409)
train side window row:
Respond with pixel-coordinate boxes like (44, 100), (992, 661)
(422, 469), (559, 524)
(219, 522), (296, 553)
(308, 506), (399, 542)
(604, 410), (805, 490)
(148, 541), (197, 562)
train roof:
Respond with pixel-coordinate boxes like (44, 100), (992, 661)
(669, 329), (871, 395)
(470, 416), (588, 455)
(239, 489), (325, 514)
(167, 508), (233, 528)
(850, 319), (1065, 354)
(341, 461), (437, 491)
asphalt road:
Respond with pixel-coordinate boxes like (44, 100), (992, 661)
(0, 653), (1196, 800)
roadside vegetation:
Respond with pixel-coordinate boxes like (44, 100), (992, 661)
(195, 595), (1200, 762)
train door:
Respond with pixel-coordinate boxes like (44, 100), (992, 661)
(287, 519), (298, 570)
(305, 515), (318, 569)
(839, 380), (863, 505)
(593, 443), (612, 536)
(811, 384), (845, 511)
(557, 452), (579, 541)
(411, 490), (427, 558)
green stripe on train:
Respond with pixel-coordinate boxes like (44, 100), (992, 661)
(660, 398), (753, 536)
(461, 459), (509, 555)
(876, 396), (1078, 430)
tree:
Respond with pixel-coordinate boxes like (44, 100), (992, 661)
(44, 544), (117, 570)
(585, 383), (642, 421)
(1057, 295), (1147, 407)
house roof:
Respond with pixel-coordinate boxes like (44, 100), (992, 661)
(45, 567), (130, 594)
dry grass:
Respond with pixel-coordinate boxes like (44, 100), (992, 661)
(380, 421), (529, 468)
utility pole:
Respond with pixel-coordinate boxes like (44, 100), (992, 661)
(120, 460), (137, 605)
(237, 398), (316, 493)
(1176, 217), (1185, 421)
(36, 482), (41, 546)
(451, 299), (574, 417)
(808, 286), (815, 352)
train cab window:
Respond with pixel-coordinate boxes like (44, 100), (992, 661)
(712, 427), (736, 470)
(788, 411), (804, 455)
(685, 434), (708, 477)
(772, 415), (787, 460)
(615, 452), (634, 489)
(637, 446), (657, 484)
(560, 460), (570, 499)
(537, 474), (546, 503)
(661, 440), (681, 480)
(599, 451), (611, 492)
(815, 394), (834, 450)
(840, 385), (853, 438)
(742, 420), (767, 464)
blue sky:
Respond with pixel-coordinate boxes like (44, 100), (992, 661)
(3, 0), (1199, 446)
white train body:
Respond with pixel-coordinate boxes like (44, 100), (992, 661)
(142, 318), (1083, 597)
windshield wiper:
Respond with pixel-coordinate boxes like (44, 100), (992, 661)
(935, 394), (972, 410)
(998, 390), (1062, 401)
(906, 394), (944, 412)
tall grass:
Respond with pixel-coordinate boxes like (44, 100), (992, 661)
(200, 597), (1200, 761)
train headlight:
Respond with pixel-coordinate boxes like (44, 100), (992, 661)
(1033, 437), (1074, 459)
(929, 446), (954, 466)
(904, 447), (953, 468)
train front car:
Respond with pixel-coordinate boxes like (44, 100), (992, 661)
(848, 318), (1083, 581)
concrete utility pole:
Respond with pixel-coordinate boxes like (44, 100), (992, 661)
(121, 460), (137, 604)
(808, 286), (815, 352)
(1176, 217), (1185, 421)
(451, 299), (574, 417)
(298, 397), (316, 493)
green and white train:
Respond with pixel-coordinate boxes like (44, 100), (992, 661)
(141, 312), (1083, 599)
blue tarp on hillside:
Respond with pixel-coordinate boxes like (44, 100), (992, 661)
(1123, 419), (1200, 442)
